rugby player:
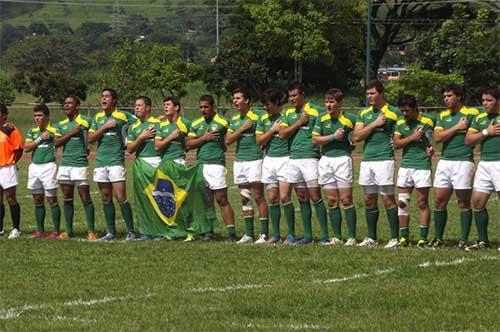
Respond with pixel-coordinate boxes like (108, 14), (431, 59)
(279, 81), (329, 245)
(54, 96), (95, 240)
(432, 84), (479, 249)
(24, 104), (61, 239)
(0, 104), (23, 239)
(226, 88), (269, 244)
(312, 88), (357, 246)
(88, 88), (137, 241)
(353, 80), (402, 248)
(464, 87), (500, 250)
(186, 95), (237, 242)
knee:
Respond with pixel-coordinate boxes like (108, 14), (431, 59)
(398, 193), (411, 216)
(6, 195), (17, 206)
(326, 197), (339, 208)
(340, 196), (353, 208)
(416, 197), (429, 210)
(457, 200), (470, 210)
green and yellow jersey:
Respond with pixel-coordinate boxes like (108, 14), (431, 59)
(127, 116), (161, 159)
(55, 114), (92, 167)
(25, 124), (59, 164)
(188, 113), (229, 165)
(255, 112), (289, 157)
(468, 112), (500, 161)
(228, 108), (265, 162)
(155, 116), (191, 161)
(312, 112), (355, 157)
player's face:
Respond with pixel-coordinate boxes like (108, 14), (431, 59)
(443, 91), (460, 109)
(100, 91), (116, 111)
(163, 101), (178, 117)
(233, 93), (249, 112)
(63, 97), (78, 117)
(289, 89), (305, 108)
(482, 94), (498, 114)
(325, 97), (341, 114)
(400, 106), (418, 121)
(33, 111), (48, 127)
(366, 88), (383, 107)
(134, 99), (150, 120)
(199, 100), (215, 119)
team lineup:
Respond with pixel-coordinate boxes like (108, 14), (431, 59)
(0, 81), (499, 251)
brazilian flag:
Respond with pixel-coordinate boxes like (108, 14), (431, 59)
(133, 159), (216, 238)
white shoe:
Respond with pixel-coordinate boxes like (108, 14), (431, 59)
(237, 234), (254, 244)
(329, 238), (344, 246)
(357, 237), (378, 247)
(0, 230), (4, 237)
(344, 238), (357, 246)
(8, 228), (21, 239)
(384, 238), (400, 249)
(254, 234), (268, 244)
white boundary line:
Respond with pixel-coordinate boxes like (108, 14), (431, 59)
(192, 284), (271, 293)
(233, 322), (330, 330)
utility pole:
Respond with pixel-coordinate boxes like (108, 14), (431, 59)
(365, 0), (373, 106)
(216, 0), (220, 55)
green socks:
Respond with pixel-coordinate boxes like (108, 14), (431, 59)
(329, 207), (342, 239)
(283, 202), (295, 237)
(460, 209), (472, 241)
(51, 205), (61, 233)
(35, 205), (45, 232)
(260, 218), (269, 237)
(120, 201), (134, 233)
(63, 200), (74, 236)
(344, 206), (357, 239)
(269, 204), (281, 238)
(299, 201), (312, 240)
(226, 225), (236, 237)
(386, 207), (399, 239)
(244, 216), (254, 237)
(84, 200), (95, 232)
(313, 199), (328, 240)
(434, 209), (447, 241)
(473, 209), (489, 242)
(103, 202), (116, 235)
(419, 225), (429, 241)
(366, 207), (379, 240)
(400, 227), (409, 239)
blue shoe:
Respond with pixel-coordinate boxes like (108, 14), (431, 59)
(284, 235), (297, 245)
(97, 233), (116, 242)
(295, 237), (313, 245)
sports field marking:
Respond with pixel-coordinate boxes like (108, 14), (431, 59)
(0, 293), (153, 320)
(41, 315), (97, 324)
(318, 268), (394, 284)
(22, 191), (100, 198)
(234, 322), (330, 330)
(191, 284), (271, 293)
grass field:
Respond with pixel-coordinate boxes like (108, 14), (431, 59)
(1, 110), (500, 331)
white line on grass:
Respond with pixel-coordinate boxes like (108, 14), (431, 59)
(22, 191), (100, 198)
(0, 293), (153, 320)
(234, 322), (330, 330)
(317, 268), (394, 284)
(191, 284), (271, 293)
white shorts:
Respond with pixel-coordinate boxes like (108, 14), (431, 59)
(318, 155), (353, 189)
(359, 160), (395, 186)
(141, 156), (162, 168)
(0, 164), (18, 189)
(233, 159), (263, 185)
(28, 162), (58, 193)
(203, 164), (227, 190)
(261, 156), (289, 185)
(93, 165), (126, 183)
(433, 160), (474, 190)
(57, 166), (89, 186)
(397, 167), (432, 188)
(473, 161), (500, 193)
(287, 158), (319, 187)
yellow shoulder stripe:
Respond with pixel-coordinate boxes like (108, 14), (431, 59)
(476, 113), (488, 120)
(304, 103), (319, 117)
(214, 114), (228, 127)
(338, 114), (354, 128)
(191, 117), (205, 127)
(285, 108), (296, 116)
(177, 118), (188, 134)
(75, 114), (90, 128)
(397, 118), (406, 126)
(440, 110), (450, 119)
(419, 116), (434, 127)
(261, 113), (269, 121)
(111, 110), (128, 122)
(320, 114), (330, 122)
(359, 107), (372, 118)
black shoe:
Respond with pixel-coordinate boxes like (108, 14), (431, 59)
(202, 233), (214, 242)
(456, 240), (467, 250)
(225, 234), (237, 243)
(465, 240), (490, 251)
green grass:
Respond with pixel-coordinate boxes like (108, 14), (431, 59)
(1, 113), (500, 331)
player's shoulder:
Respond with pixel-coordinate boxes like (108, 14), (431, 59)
(419, 113), (435, 127)
(339, 112), (355, 128)
(284, 107), (296, 116)
(247, 108), (262, 121)
(304, 102), (322, 117)
(231, 114), (240, 121)
(214, 113), (229, 126)
(259, 112), (270, 121)
(438, 109), (451, 119)
(475, 112), (488, 120)
(462, 106), (480, 116)
(359, 106), (372, 118)
(112, 109), (133, 122)
(0, 123), (18, 136)
(382, 104), (399, 121)
(191, 116), (205, 128)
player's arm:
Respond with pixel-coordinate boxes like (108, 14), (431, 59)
(24, 130), (50, 153)
(54, 125), (81, 147)
(433, 117), (468, 143)
(154, 128), (180, 152)
(225, 119), (253, 145)
(278, 112), (308, 140)
(185, 130), (219, 151)
(256, 120), (280, 146)
(126, 126), (156, 154)
(88, 119), (116, 144)
(393, 127), (424, 149)
(465, 120), (500, 145)
(11, 128), (23, 162)
(352, 113), (385, 143)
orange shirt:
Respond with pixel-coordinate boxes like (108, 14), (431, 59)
(0, 123), (23, 167)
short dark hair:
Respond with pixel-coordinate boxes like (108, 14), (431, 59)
(199, 95), (215, 106)
(442, 83), (465, 102)
(397, 94), (417, 109)
(102, 88), (118, 101)
(0, 104), (8, 114)
(482, 87), (500, 100)
(288, 81), (305, 95)
(137, 95), (152, 107)
(232, 88), (251, 103)
(366, 80), (384, 94)
(325, 88), (344, 102)
(33, 104), (50, 116)
(65, 95), (81, 106)
(262, 88), (286, 106)
(164, 96), (181, 111)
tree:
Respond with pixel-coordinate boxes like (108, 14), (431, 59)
(0, 73), (16, 105)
